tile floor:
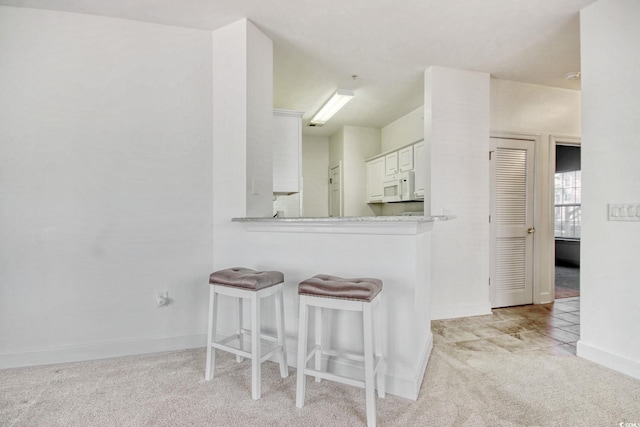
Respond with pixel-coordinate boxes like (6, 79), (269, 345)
(431, 297), (580, 355)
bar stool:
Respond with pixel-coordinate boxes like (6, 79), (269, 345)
(296, 274), (385, 427)
(205, 267), (288, 400)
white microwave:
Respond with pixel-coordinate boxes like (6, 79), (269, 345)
(382, 171), (415, 202)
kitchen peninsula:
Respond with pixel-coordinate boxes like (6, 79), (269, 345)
(225, 214), (452, 400)
(209, 20), (462, 401)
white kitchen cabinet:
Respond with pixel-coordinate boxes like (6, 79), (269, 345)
(399, 145), (414, 172)
(273, 109), (303, 194)
(385, 151), (398, 176)
(366, 139), (425, 202)
(366, 156), (385, 203)
(413, 140), (426, 199)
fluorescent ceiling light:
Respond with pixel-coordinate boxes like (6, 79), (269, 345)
(309, 89), (354, 126)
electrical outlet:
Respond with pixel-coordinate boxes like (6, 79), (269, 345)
(156, 291), (169, 307)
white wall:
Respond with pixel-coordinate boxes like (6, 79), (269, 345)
(329, 127), (345, 169)
(578, 0), (640, 379)
(328, 126), (380, 217)
(343, 126), (381, 217)
(0, 6), (213, 366)
(491, 79), (581, 135)
(302, 135), (329, 217)
(490, 79), (581, 303)
(381, 106), (424, 152)
(428, 66), (492, 320)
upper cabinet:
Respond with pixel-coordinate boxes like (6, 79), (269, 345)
(366, 139), (425, 203)
(385, 151), (398, 176)
(273, 109), (303, 194)
(398, 145), (414, 172)
(366, 156), (385, 202)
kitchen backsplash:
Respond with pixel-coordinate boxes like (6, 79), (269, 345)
(273, 193), (423, 218)
(380, 201), (424, 216)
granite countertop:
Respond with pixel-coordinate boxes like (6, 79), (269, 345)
(232, 215), (454, 223)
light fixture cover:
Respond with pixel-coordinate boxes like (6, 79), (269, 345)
(310, 89), (355, 126)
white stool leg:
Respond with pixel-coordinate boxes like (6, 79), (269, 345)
(363, 302), (376, 427)
(296, 296), (309, 408)
(275, 285), (289, 378)
(375, 296), (385, 398)
(251, 291), (261, 400)
(205, 285), (218, 380)
(237, 297), (244, 363)
(314, 306), (322, 382)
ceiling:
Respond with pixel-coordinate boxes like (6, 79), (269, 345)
(0, 0), (596, 136)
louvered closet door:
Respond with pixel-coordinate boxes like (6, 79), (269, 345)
(490, 138), (535, 308)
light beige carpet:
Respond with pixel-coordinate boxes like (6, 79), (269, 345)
(2, 343), (640, 426)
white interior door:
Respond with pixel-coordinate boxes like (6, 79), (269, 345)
(490, 137), (535, 308)
(329, 163), (342, 217)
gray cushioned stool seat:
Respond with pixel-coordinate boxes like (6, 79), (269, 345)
(298, 274), (382, 302)
(209, 267), (284, 291)
(206, 267), (288, 400)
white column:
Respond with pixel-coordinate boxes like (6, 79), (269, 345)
(211, 20), (274, 342)
(426, 66), (492, 319)
(212, 19), (274, 270)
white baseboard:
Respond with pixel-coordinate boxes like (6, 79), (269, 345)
(577, 340), (640, 380)
(0, 334), (206, 370)
(431, 301), (492, 320)
(537, 291), (554, 305)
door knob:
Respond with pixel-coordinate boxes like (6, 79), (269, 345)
(527, 227), (535, 234)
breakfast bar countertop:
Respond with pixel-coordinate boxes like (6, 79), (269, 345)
(232, 215), (454, 223)
(231, 215), (454, 236)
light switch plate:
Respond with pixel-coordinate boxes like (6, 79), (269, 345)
(608, 203), (640, 221)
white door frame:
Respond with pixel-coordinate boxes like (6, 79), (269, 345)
(328, 162), (343, 217)
(548, 135), (582, 299)
(490, 131), (541, 306)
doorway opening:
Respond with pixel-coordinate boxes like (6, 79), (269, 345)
(328, 162), (343, 217)
(552, 139), (581, 300)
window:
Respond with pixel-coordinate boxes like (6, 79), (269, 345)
(555, 170), (581, 238)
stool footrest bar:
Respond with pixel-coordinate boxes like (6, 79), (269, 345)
(320, 348), (365, 363)
(239, 329), (279, 343)
(217, 334), (240, 346)
(211, 342), (252, 359)
(304, 349), (384, 368)
(303, 368), (365, 389)
(305, 345), (320, 364)
(260, 345), (284, 363)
